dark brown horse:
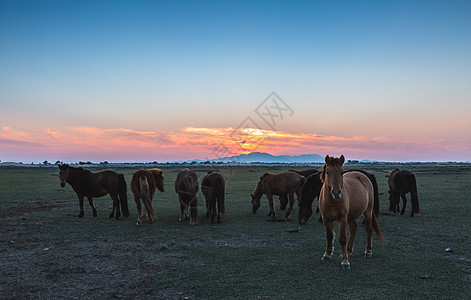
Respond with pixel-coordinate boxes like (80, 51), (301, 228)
(388, 168), (420, 217)
(298, 169), (380, 225)
(175, 169), (199, 225)
(319, 155), (385, 269)
(58, 164), (129, 219)
(131, 168), (165, 225)
(251, 171), (305, 219)
(201, 172), (226, 223)
(279, 169), (318, 210)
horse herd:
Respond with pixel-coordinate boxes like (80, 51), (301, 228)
(58, 155), (420, 269)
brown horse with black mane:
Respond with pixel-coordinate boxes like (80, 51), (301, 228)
(388, 168), (420, 217)
(251, 171), (305, 219)
(175, 169), (199, 225)
(319, 155), (385, 269)
(58, 164), (129, 219)
(298, 169), (380, 225)
(201, 172), (226, 223)
(131, 168), (165, 225)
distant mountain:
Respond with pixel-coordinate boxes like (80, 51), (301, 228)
(207, 152), (324, 163)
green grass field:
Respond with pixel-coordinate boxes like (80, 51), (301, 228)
(1, 163), (470, 299)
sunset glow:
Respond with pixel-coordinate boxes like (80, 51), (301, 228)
(1, 1), (470, 163)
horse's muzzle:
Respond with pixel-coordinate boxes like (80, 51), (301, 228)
(331, 189), (342, 199)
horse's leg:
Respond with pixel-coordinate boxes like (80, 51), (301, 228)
(178, 196), (186, 221)
(400, 194), (407, 215)
(284, 193), (295, 219)
(322, 219), (334, 260)
(109, 194), (121, 220)
(216, 197), (222, 223)
(77, 195), (85, 218)
(134, 194), (142, 225)
(363, 211), (373, 257)
(347, 219), (357, 255)
(339, 219), (350, 269)
(190, 196), (198, 225)
(266, 194), (275, 218)
(211, 196), (216, 224)
(86, 196), (97, 217)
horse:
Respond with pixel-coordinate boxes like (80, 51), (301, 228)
(175, 169), (199, 225)
(319, 155), (385, 269)
(201, 172), (226, 223)
(251, 171), (305, 219)
(388, 168), (420, 217)
(130, 168), (165, 225)
(279, 169), (318, 210)
(58, 164), (130, 219)
(298, 169), (380, 225)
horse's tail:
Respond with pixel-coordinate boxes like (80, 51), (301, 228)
(372, 212), (386, 242)
(118, 174), (130, 218)
(369, 174), (380, 218)
(409, 173), (420, 216)
(139, 176), (155, 220)
(299, 175), (306, 188)
(216, 177), (226, 216)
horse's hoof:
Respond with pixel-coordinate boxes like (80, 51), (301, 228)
(321, 255), (331, 261)
(364, 252), (372, 258)
(341, 262), (351, 270)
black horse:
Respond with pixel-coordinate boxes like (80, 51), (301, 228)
(388, 169), (420, 217)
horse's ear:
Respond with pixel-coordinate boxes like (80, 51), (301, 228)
(325, 155), (331, 164)
(339, 155), (345, 165)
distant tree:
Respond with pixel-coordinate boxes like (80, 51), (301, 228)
(43, 160), (49, 165)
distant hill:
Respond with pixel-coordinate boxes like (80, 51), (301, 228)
(207, 152), (324, 163)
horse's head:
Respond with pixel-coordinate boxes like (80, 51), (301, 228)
(153, 169), (165, 192)
(251, 193), (261, 214)
(322, 155), (345, 199)
(388, 190), (398, 212)
(298, 198), (313, 225)
(58, 164), (69, 187)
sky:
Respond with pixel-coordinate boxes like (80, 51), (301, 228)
(1, 0), (470, 163)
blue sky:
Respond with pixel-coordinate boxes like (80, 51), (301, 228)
(1, 0), (470, 162)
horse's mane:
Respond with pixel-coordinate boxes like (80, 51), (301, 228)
(69, 165), (92, 174)
(258, 173), (271, 185)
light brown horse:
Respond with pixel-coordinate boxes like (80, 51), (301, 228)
(319, 155), (385, 269)
(251, 171), (305, 219)
(58, 164), (130, 219)
(130, 168), (165, 225)
(201, 172), (226, 223)
(175, 169), (199, 225)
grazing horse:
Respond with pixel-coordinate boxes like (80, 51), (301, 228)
(58, 164), (129, 219)
(130, 168), (165, 225)
(279, 169), (318, 210)
(175, 169), (199, 225)
(388, 168), (420, 217)
(319, 155), (385, 269)
(201, 172), (226, 223)
(298, 169), (380, 225)
(251, 171), (305, 219)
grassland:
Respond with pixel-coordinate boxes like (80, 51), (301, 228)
(1, 163), (470, 299)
